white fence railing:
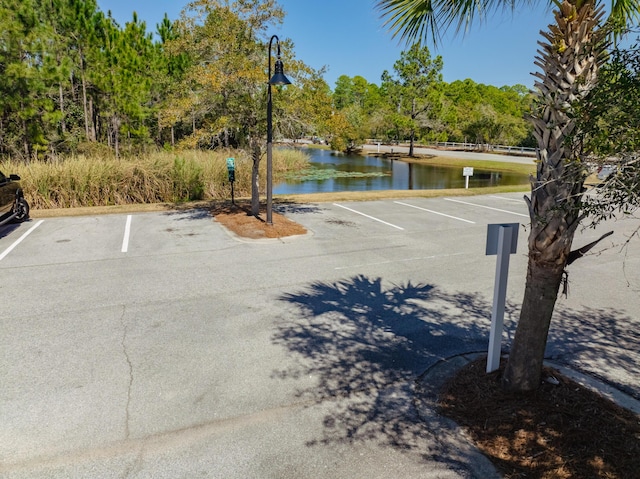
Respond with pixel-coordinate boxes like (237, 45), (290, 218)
(429, 141), (537, 156)
(365, 140), (537, 156)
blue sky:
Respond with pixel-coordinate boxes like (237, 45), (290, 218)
(97, 0), (554, 89)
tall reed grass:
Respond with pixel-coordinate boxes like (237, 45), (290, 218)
(0, 149), (309, 209)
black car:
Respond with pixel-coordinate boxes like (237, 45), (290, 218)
(0, 170), (29, 226)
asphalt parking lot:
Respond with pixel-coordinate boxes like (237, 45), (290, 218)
(1, 193), (639, 478)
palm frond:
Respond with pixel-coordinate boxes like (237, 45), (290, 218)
(608, 0), (640, 39)
(375, 0), (440, 44)
(376, 0), (541, 46)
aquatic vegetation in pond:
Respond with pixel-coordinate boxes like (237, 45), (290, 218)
(284, 167), (390, 182)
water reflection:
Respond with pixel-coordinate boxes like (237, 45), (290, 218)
(274, 148), (528, 195)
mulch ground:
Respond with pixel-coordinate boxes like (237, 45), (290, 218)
(438, 357), (640, 479)
(211, 201), (307, 239)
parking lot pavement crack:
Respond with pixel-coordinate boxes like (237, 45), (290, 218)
(120, 305), (133, 440)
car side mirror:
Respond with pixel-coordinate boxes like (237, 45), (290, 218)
(9, 174), (20, 181)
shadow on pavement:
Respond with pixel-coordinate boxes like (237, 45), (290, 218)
(0, 218), (33, 238)
(163, 207), (212, 221)
(274, 202), (324, 215)
(0, 220), (25, 239)
(273, 275), (504, 458)
(273, 273), (640, 462)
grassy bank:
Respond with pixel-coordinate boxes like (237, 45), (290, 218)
(1, 149), (309, 210)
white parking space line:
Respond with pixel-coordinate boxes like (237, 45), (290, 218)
(121, 215), (132, 253)
(335, 252), (465, 270)
(333, 203), (405, 230)
(444, 198), (529, 218)
(394, 201), (476, 224)
(489, 195), (526, 204)
(0, 220), (44, 262)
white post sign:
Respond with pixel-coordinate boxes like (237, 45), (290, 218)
(463, 167), (474, 189)
(485, 223), (519, 373)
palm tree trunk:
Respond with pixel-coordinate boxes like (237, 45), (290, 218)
(503, 253), (566, 390)
(502, 0), (607, 392)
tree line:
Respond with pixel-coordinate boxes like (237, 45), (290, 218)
(330, 51), (533, 153)
(1, 0), (164, 159)
(0, 0), (535, 161)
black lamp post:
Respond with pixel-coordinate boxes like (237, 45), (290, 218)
(266, 35), (291, 225)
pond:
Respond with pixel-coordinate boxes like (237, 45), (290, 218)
(273, 148), (529, 195)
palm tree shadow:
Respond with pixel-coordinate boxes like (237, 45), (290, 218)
(273, 274), (515, 455)
(272, 273), (640, 467)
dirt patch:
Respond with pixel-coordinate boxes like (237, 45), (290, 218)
(438, 357), (640, 479)
(211, 201), (307, 239)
